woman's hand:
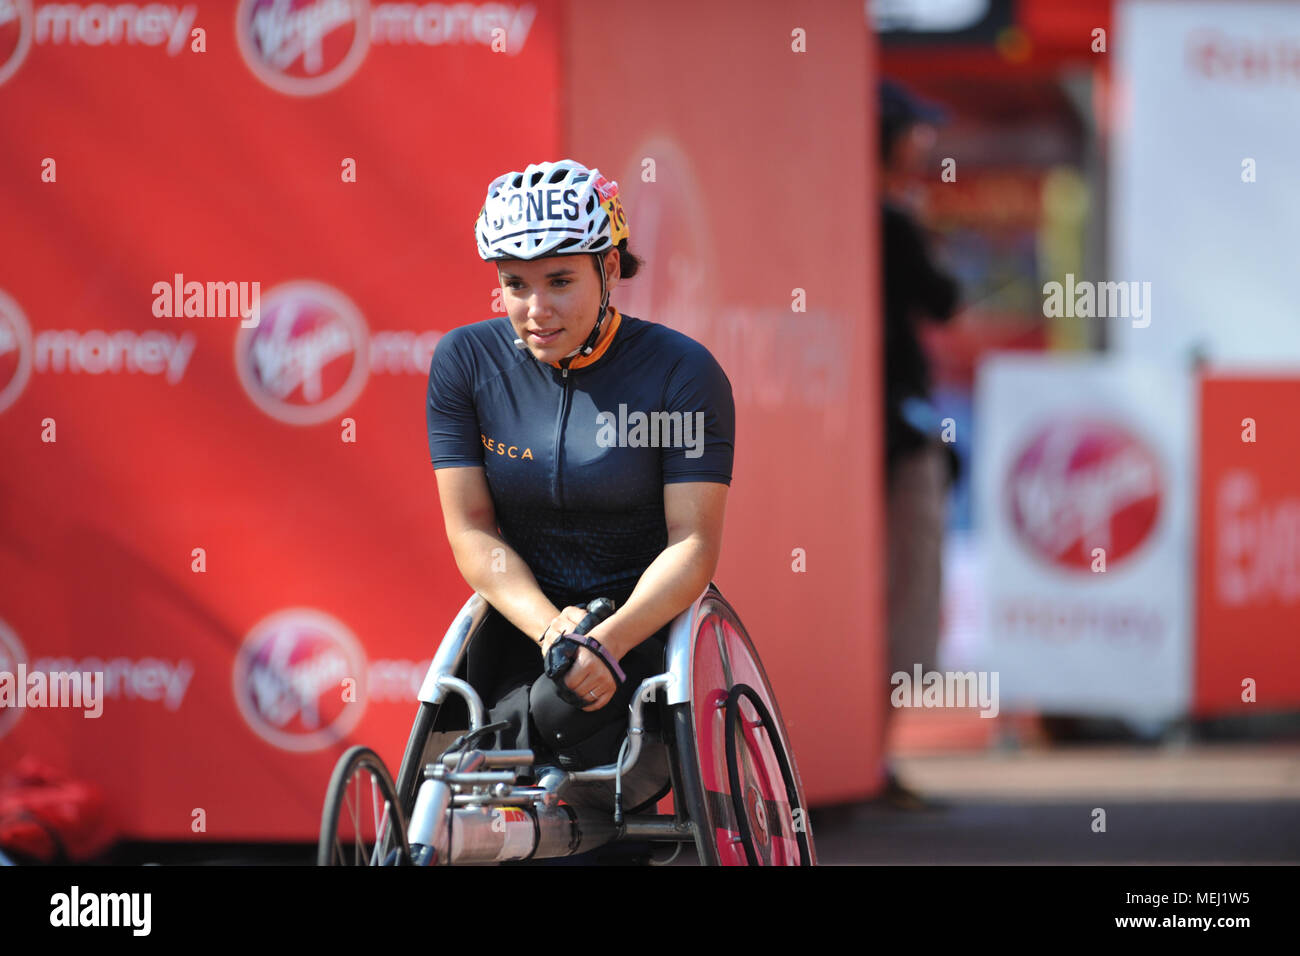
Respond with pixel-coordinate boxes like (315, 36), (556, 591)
(539, 605), (589, 657)
(562, 644), (620, 712)
(540, 605), (620, 711)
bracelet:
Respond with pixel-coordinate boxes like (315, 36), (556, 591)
(537, 624), (551, 647)
(563, 633), (626, 684)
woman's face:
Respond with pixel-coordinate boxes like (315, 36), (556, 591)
(497, 249), (620, 363)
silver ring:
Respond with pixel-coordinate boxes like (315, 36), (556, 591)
(588, 689), (597, 700)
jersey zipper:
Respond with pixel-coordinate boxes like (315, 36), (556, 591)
(552, 362), (573, 508)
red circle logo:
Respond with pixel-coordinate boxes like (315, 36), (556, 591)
(0, 0), (33, 88)
(236, 0), (370, 96)
(233, 608), (368, 752)
(234, 280), (369, 426)
(1007, 420), (1162, 571)
(0, 289), (33, 415)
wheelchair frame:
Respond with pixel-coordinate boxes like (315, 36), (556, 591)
(319, 583), (816, 866)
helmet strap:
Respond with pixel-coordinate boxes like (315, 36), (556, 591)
(561, 251), (611, 363)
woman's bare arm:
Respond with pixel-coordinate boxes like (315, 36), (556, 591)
(588, 481), (728, 660)
(433, 465), (560, 643)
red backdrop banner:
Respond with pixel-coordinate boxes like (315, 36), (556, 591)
(564, 0), (884, 805)
(1194, 376), (1300, 716)
(0, 0), (883, 842)
(0, 0), (562, 840)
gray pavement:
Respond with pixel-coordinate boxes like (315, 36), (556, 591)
(805, 744), (1300, 865)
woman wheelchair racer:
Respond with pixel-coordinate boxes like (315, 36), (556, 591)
(425, 159), (735, 813)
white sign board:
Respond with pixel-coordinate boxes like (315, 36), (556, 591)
(1109, 0), (1300, 365)
(974, 355), (1194, 719)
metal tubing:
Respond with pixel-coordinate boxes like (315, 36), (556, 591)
(619, 818), (697, 841)
(441, 749), (534, 769)
(452, 790), (548, 807)
(433, 675), (485, 731)
(407, 777), (452, 849)
(566, 673), (670, 783)
(443, 771), (517, 786)
(418, 593), (490, 705)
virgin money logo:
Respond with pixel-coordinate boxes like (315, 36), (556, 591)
(1007, 420), (1162, 571)
(234, 280), (369, 425)
(0, 0), (32, 88)
(615, 138), (716, 342)
(0, 619), (28, 740)
(0, 289), (34, 414)
(236, 0), (370, 96)
(233, 608), (367, 752)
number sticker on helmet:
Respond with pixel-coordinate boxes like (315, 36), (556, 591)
(603, 197), (629, 244)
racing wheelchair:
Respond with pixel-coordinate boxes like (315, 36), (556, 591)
(317, 583), (816, 866)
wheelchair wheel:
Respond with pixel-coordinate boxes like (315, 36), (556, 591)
(669, 594), (815, 866)
(318, 746), (411, 866)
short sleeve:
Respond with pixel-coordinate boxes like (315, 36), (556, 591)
(426, 329), (484, 468)
(661, 343), (735, 485)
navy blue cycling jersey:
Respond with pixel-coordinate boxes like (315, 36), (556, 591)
(426, 309), (735, 608)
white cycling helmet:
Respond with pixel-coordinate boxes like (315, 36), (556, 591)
(476, 159), (630, 361)
(475, 158), (629, 261)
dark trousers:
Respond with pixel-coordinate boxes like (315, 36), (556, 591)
(426, 603), (675, 865)
(464, 606), (668, 769)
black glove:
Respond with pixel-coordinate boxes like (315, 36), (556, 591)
(544, 598), (621, 707)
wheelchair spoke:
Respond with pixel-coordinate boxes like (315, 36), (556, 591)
(334, 783), (358, 866)
(375, 800), (394, 865)
(370, 776), (385, 864)
(320, 747), (411, 866)
(711, 620), (735, 689)
(704, 787), (741, 832)
(351, 774), (364, 865)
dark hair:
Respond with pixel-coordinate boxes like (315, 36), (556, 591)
(879, 79), (946, 166)
(881, 118), (909, 166)
(605, 239), (642, 280)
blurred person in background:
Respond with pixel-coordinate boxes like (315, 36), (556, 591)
(876, 79), (960, 810)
